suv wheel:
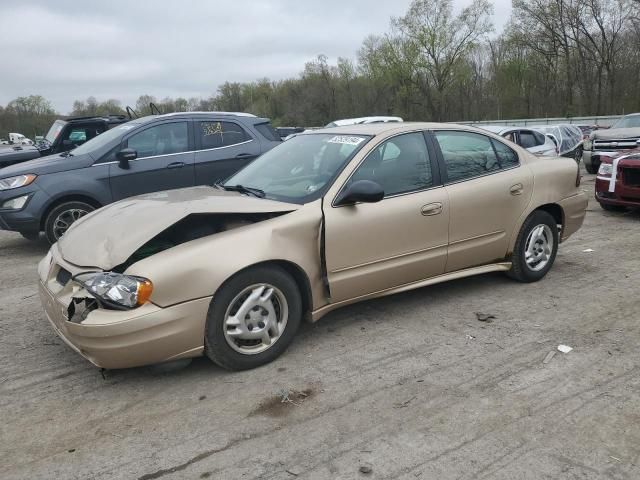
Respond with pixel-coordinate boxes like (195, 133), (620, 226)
(508, 210), (559, 283)
(44, 201), (94, 244)
(584, 161), (598, 174)
(204, 265), (302, 371)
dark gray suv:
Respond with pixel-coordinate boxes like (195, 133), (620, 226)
(0, 112), (281, 243)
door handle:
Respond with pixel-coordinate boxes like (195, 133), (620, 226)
(235, 153), (253, 159)
(421, 202), (443, 216)
(510, 183), (524, 195)
(166, 162), (185, 169)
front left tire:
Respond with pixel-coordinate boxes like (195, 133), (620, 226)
(204, 265), (302, 371)
(44, 201), (94, 244)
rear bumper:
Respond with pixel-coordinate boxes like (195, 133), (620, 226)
(558, 192), (588, 241)
(38, 246), (211, 369)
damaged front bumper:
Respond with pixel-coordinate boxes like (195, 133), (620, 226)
(38, 245), (211, 369)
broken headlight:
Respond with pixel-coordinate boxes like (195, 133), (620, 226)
(75, 272), (153, 309)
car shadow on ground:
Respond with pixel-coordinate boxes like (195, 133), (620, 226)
(0, 232), (49, 254)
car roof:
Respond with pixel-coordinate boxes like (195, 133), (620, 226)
(308, 122), (483, 136)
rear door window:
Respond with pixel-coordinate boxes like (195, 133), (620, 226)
(434, 131), (501, 182)
(198, 121), (251, 149)
(518, 131), (541, 149)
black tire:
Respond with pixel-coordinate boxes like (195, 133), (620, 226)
(204, 265), (302, 371)
(584, 161), (598, 174)
(508, 210), (559, 283)
(574, 146), (583, 163)
(599, 202), (626, 212)
(44, 201), (95, 244)
(20, 232), (40, 242)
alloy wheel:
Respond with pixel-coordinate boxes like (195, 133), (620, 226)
(524, 224), (554, 272)
(223, 284), (289, 355)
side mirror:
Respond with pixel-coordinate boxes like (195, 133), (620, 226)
(335, 180), (384, 206)
(116, 148), (137, 169)
(62, 139), (74, 151)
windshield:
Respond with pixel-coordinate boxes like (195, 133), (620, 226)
(45, 120), (66, 143)
(71, 122), (139, 156)
(225, 133), (371, 204)
(612, 115), (640, 129)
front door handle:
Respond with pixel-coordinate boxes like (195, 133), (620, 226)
(421, 202), (443, 216)
(510, 183), (524, 195)
(166, 162), (185, 169)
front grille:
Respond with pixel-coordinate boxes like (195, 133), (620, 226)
(622, 168), (640, 187)
(593, 139), (640, 151)
(56, 267), (72, 286)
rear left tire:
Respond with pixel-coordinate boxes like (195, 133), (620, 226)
(508, 210), (559, 283)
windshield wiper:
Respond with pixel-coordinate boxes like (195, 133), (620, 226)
(216, 183), (265, 198)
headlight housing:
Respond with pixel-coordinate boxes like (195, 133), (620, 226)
(598, 163), (614, 176)
(75, 272), (153, 309)
(0, 174), (37, 190)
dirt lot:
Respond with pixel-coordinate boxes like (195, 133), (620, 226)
(1, 173), (639, 480)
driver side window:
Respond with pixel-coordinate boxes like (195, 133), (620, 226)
(127, 122), (188, 159)
(350, 132), (433, 197)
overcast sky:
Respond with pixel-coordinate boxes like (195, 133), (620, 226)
(0, 0), (512, 114)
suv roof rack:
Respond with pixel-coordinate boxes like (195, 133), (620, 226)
(158, 111), (257, 118)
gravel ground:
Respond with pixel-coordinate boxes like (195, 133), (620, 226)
(1, 173), (639, 480)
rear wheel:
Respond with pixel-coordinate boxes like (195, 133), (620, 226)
(574, 146), (583, 162)
(508, 210), (559, 283)
(204, 265), (302, 371)
(44, 201), (94, 244)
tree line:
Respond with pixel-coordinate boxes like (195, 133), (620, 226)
(2, 0), (639, 138)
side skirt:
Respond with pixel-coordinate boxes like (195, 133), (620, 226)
(310, 262), (512, 322)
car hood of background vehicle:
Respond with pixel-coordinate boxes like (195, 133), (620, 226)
(592, 127), (640, 140)
(58, 186), (300, 269)
(0, 151), (94, 177)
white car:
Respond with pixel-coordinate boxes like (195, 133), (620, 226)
(325, 116), (403, 128)
(535, 125), (584, 161)
(479, 126), (557, 157)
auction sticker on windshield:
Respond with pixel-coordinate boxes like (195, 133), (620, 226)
(328, 135), (366, 146)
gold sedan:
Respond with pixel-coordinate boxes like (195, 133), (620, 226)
(38, 123), (587, 370)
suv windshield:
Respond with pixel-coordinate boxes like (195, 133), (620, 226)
(612, 115), (640, 129)
(225, 133), (371, 204)
(45, 120), (66, 143)
(71, 123), (139, 156)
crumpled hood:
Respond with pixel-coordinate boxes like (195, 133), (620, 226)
(58, 186), (299, 269)
(592, 127), (640, 140)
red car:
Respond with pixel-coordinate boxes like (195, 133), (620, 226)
(595, 150), (640, 211)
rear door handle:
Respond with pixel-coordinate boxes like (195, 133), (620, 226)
(166, 162), (185, 169)
(236, 153), (253, 159)
(421, 202), (443, 216)
(510, 183), (524, 195)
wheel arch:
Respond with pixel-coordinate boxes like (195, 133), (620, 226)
(219, 259), (314, 321)
(508, 202), (565, 256)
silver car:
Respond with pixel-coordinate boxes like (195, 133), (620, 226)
(480, 126), (557, 157)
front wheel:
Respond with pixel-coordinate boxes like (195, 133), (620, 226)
(584, 161), (598, 174)
(44, 201), (94, 244)
(508, 210), (559, 283)
(204, 265), (302, 370)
